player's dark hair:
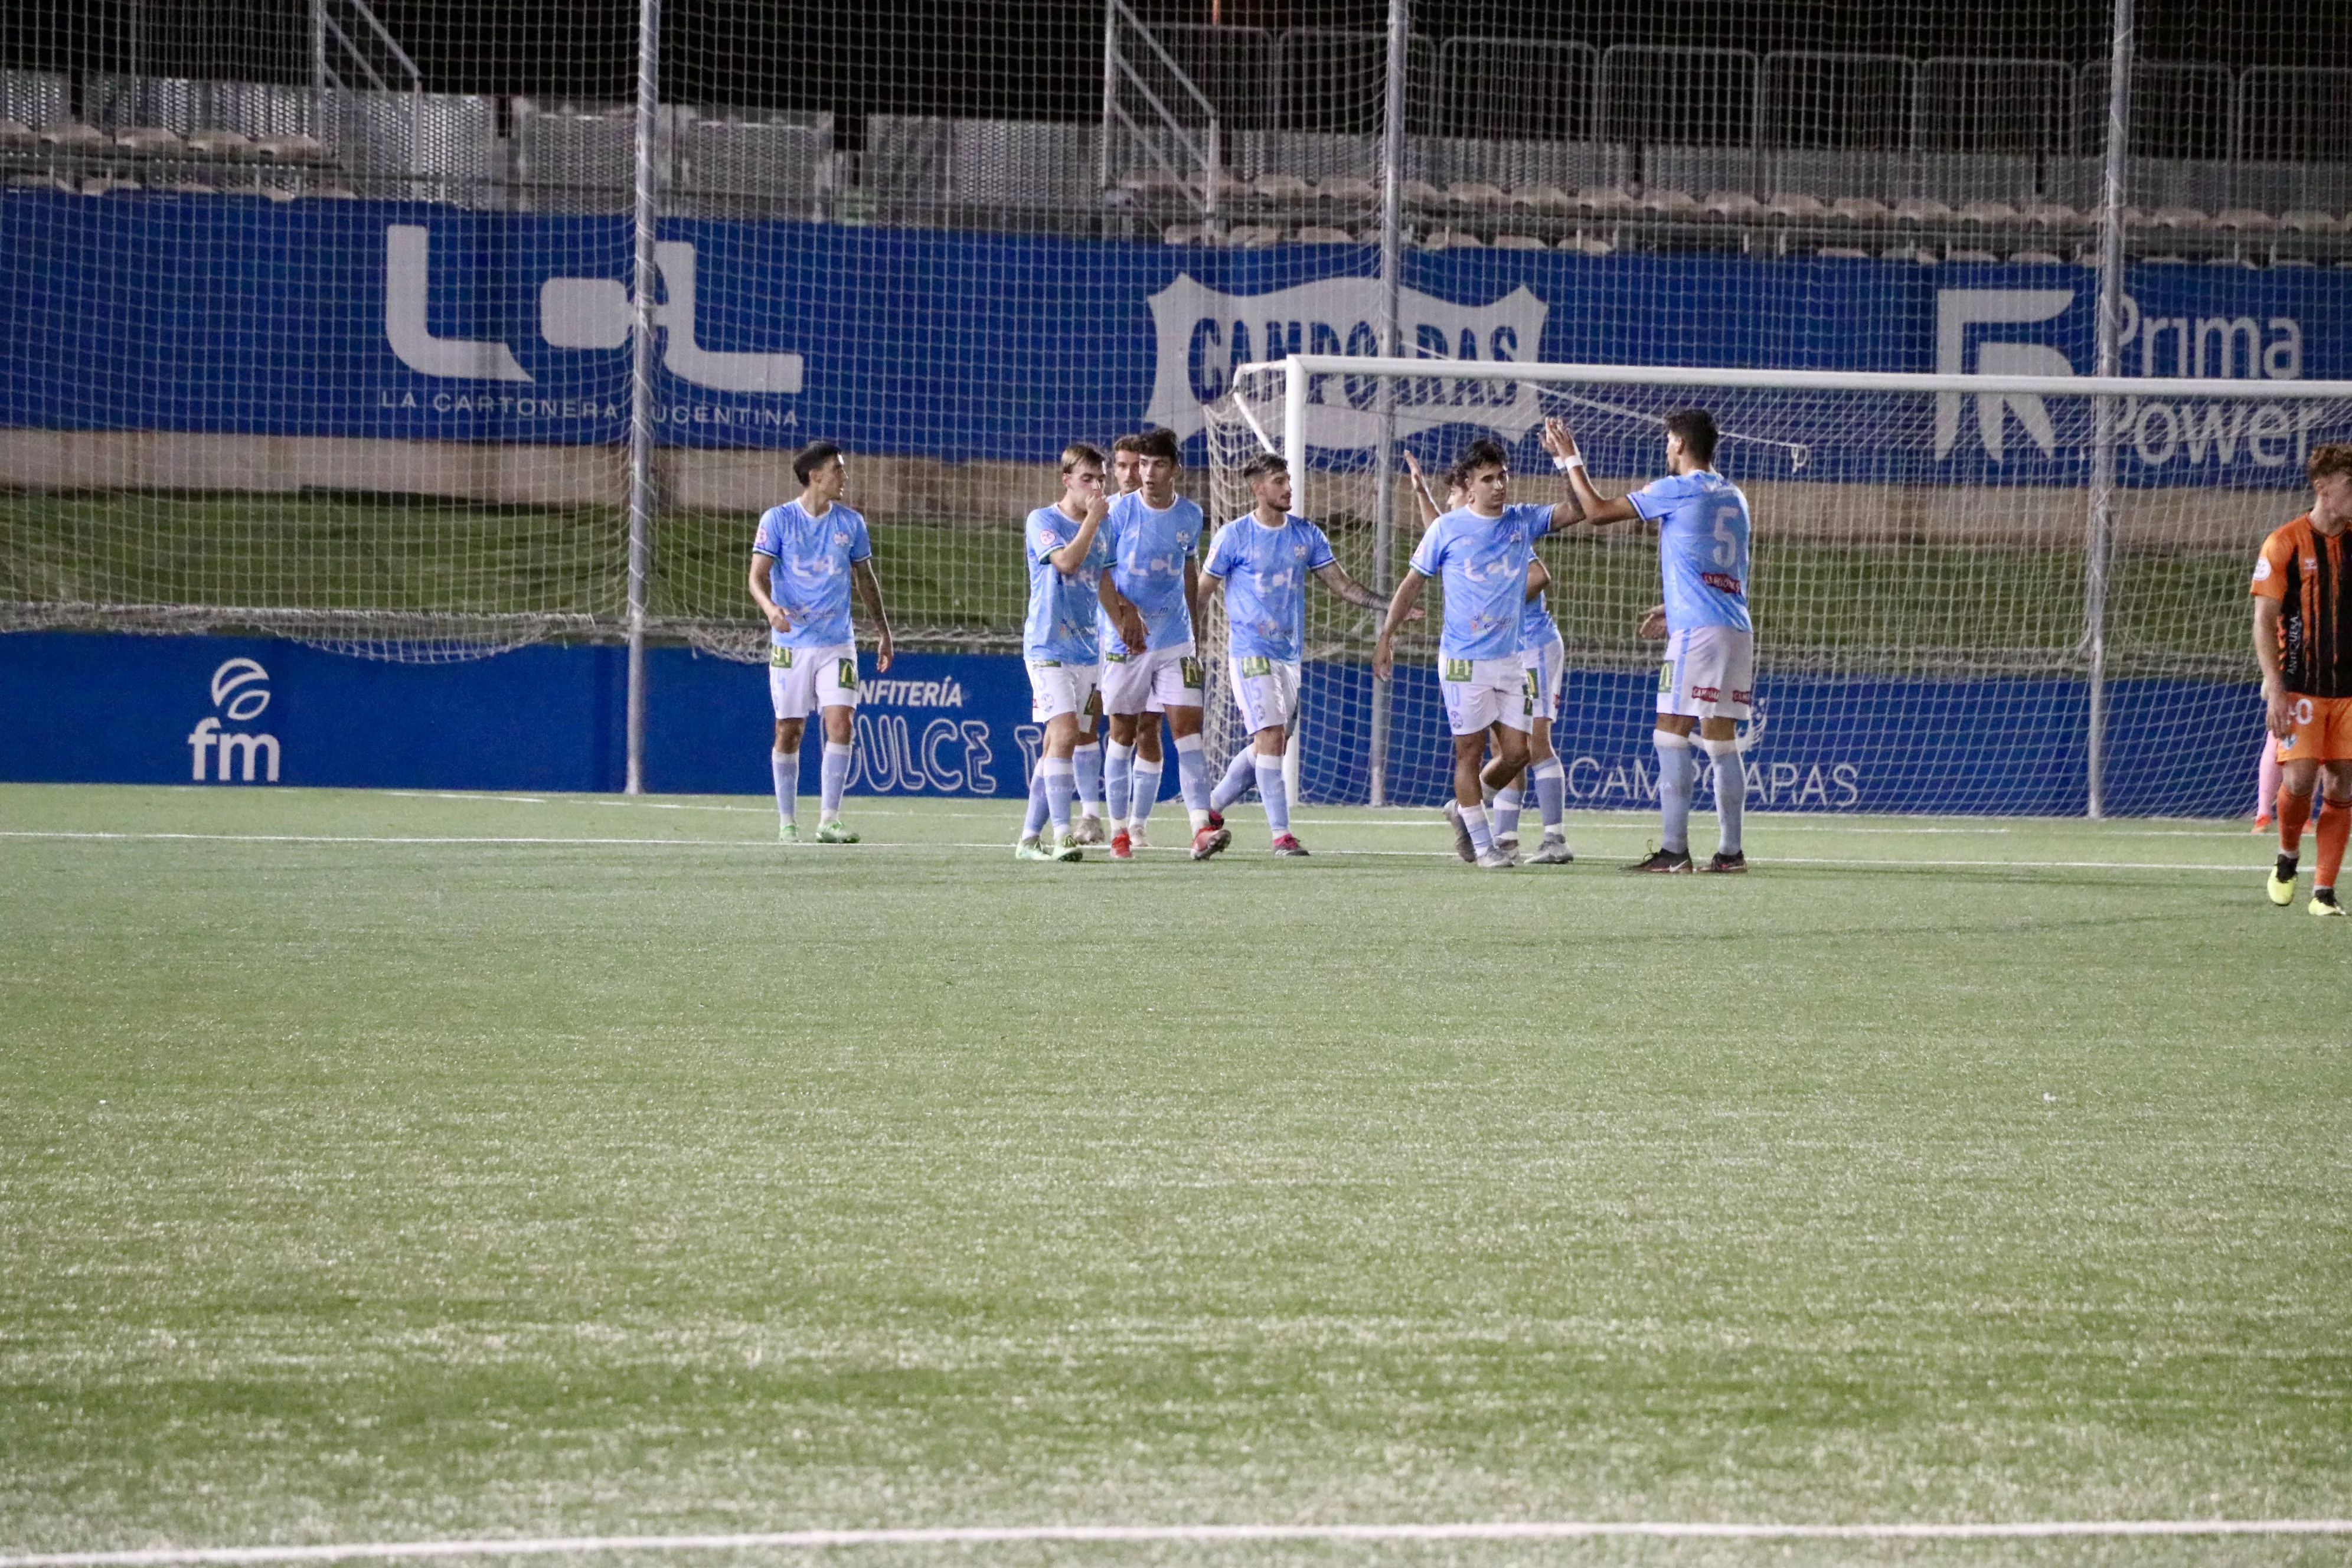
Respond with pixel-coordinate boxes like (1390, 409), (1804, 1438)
(1446, 438), (1510, 491)
(2311, 443), (2352, 486)
(1060, 442), (1108, 474)
(1240, 451), (1288, 482)
(1133, 426), (1181, 463)
(1665, 409), (1719, 466)
(1110, 432), (1147, 455)
(792, 440), (845, 485)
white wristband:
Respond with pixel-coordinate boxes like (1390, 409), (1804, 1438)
(1553, 453), (1585, 473)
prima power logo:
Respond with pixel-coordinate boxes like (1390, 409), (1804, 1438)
(186, 658), (280, 783)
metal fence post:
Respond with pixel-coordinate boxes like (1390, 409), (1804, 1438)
(2086, 0), (2132, 820)
(1367, 0), (1408, 808)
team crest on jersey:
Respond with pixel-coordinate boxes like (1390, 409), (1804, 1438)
(2253, 557), (2273, 582)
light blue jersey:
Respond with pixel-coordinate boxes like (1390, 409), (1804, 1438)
(1409, 502), (1552, 662)
(1521, 578), (1560, 653)
(1629, 470), (1753, 633)
(753, 499), (871, 648)
(1023, 504), (1110, 663)
(1100, 490), (1203, 655)
(1201, 512), (1337, 664)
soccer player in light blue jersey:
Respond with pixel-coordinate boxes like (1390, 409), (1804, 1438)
(1551, 409), (1754, 873)
(1014, 442), (1112, 863)
(1199, 451), (1396, 855)
(1097, 426), (1230, 861)
(1374, 435), (1583, 868)
(748, 441), (894, 845)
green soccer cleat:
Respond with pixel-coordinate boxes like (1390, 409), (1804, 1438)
(2268, 854), (2298, 906)
(1015, 838), (1051, 861)
(777, 820), (799, 844)
(1050, 838), (1084, 863)
(815, 819), (860, 845)
(2311, 887), (2346, 918)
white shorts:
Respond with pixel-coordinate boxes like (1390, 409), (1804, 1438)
(1657, 625), (1755, 721)
(1229, 654), (1302, 736)
(1439, 654), (1533, 736)
(769, 642), (859, 720)
(1524, 638), (1564, 725)
(1026, 657), (1101, 724)
(1101, 642), (1204, 716)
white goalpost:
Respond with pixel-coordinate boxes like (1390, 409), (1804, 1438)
(1202, 355), (2352, 819)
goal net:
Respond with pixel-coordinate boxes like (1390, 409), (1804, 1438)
(1205, 356), (2352, 817)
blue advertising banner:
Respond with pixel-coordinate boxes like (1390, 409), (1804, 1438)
(0, 632), (2262, 818)
(0, 194), (2341, 486)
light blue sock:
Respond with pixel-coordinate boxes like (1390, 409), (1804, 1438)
(1043, 757), (1076, 834)
(1104, 741), (1133, 832)
(1174, 733), (1211, 822)
(1211, 746), (1257, 812)
(1129, 760), (1162, 827)
(1255, 758), (1289, 834)
(1654, 729), (1694, 853)
(821, 740), (853, 822)
(1460, 800), (1494, 853)
(1532, 757), (1566, 836)
(1703, 737), (1745, 856)
(771, 748), (798, 822)
(1072, 740), (1103, 818)
(1022, 765), (1050, 838)
(1493, 786), (1523, 839)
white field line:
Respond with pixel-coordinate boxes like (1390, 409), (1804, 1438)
(0, 831), (2269, 874)
(4, 1518), (2349, 1564)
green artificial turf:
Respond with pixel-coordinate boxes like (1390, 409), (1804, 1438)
(1, 494), (2252, 676)
(2, 786), (2348, 1567)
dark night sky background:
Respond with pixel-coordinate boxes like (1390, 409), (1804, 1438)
(1, 1), (2333, 119)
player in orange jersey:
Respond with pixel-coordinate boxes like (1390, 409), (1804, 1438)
(2252, 442), (2352, 914)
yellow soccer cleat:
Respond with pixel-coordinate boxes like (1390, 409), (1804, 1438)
(2268, 857), (2298, 906)
(2310, 888), (2346, 918)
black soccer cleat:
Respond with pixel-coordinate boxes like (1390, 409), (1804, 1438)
(1623, 847), (1696, 874)
(1701, 850), (1747, 874)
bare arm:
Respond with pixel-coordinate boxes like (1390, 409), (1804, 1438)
(1637, 603), (1668, 640)
(1098, 569), (1148, 652)
(851, 557), (894, 672)
(2256, 595), (2292, 738)
(1525, 557), (1551, 601)
(1184, 556), (1204, 647)
(1314, 558), (1417, 618)
(1543, 416), (1639, 525)
(749, 552), (789, 634)
(1048, 496), (1108, 574)
(1371, 571), (1428, 680)
(1401, 451), (1441, 527)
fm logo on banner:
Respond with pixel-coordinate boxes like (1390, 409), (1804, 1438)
(1145, 275), (1550, 447)
(188, 658), (280, 782)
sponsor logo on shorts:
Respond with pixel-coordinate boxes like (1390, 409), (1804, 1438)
(1105, 651), (1131, 663)
(1444, 658), (1474, 682)
(1657, 660), (1674, 693)
(1178, 656), (1204, 688)
(1691, 684), (1720, 703)
(771, 646), (793, 669)
(1732, 688), (1753, 705)
(837, 658), (858, 691)
(1033, 658), (1061, 668)
(1239, 655), (1272, 677)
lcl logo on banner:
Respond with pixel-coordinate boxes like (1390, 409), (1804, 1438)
(187, 658), (280, 782)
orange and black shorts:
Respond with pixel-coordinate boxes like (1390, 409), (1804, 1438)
(2275, 694), (2352, 764)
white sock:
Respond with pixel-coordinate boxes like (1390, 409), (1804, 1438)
(1460, 801), (1494, 853)
(1174, 732), (1210, 823)
(1532, 757), (1566, 837)
(1654, 729), (1693, 853)
(1104, 741), (1133, 833)
(1211, 746), (1257, 812)
(1256, 757), (1289, 835)
(1129, 759), (1162, 827)
(1021, 764), (1050, 839)
(1043, 756), (1076, 835)
(1072, 740), (1103, 818)
(820, 741), (853, 821)
(770, 748), (799, 823)
(1702, 736), (1744, 856)
(1493, 786), (1523, 840)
